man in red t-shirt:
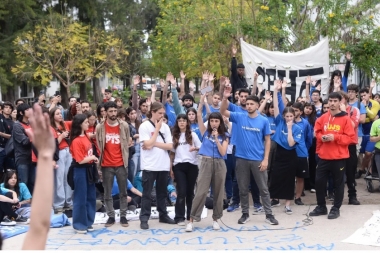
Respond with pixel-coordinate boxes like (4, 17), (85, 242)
(96, 101), (131, 228)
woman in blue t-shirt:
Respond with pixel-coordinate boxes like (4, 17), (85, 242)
(269, 80), (302, 214)
(185, 103), (229, 232)
(186, 108), (202, 141)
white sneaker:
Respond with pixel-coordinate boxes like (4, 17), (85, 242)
(252, 207), (265, 215)
(310, 189), (316, 193)
(177, 220), (186, 226)
(185, 222), (193, 232)
(212, 220), (220, 230)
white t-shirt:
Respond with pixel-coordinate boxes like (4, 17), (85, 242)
(173, 132), (202, 166)
(139, 120), (173, 171)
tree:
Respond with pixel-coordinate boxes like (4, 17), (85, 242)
(148, 0), (380, 79)
(12, 13), (128, 107)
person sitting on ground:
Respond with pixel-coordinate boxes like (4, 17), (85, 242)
(111, 176), (142, 211)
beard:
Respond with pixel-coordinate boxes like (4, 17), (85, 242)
(109, 115), (117, 121)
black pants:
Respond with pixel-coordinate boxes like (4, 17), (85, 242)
(139, 170), (169, 222)
(173, 162), (198, 222)
(0, 192), (18, 221)
(305, 138), (317, 190)
(315, 159), (346, 209)
(346, 145), (358, 198)
(113, 193), (141, 209)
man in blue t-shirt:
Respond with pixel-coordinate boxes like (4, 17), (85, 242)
(221, 86), (279, 226)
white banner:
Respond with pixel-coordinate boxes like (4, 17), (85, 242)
(240, 38), (330, 101)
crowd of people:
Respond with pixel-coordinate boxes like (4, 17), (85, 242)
(0, 48), (379, 237)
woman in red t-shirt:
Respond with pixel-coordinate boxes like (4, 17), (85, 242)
(69, 114), (99, 234)
(49, 107), (74, 214)
(85, 112), (99, 156)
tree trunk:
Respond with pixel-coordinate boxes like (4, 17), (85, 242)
(60, 82), (69, 109)
(92, 77), (102, 104)
(80, 83), (87, 101)
(33, 86), (41, 98)
(3, 87), (15, 102)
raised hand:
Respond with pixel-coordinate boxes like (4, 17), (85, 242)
(146, 97), (152, 106)
(224, 85), (232, 98)
(202, 71), (209, 81)
(208, 73), (215, 82)
(254, 72), (259, 80)
(306, 76), (311, 85)
(274, 79), (281, 90)
(133, 75), (140, 86)
(316, 84), (321, 91)
(281, 79), (288, 89)
(189, 81), (195, 91)
(200, 93), (207, 104)
(160, 79), (166, 87)
(151, 84), (157, 93)
(232, 46), (237, 56)
(26, 104), (55, 157)
(264, 90), (272, 101)
(220, 76), (226, 85)
(370, 79), (376, 89)
(346, 52), (351, 61)
(166, 72), (172, 82)
(180, 70), (186, 79)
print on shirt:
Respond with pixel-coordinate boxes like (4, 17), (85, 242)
(324, 123), (341, 132)
(106, 133), (121, 144)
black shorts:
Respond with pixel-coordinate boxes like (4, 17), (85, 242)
(296, 157), (309, 178)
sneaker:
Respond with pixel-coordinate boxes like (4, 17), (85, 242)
(87, 226), (95, 232)
(348, 197), (360, 205)
(227, 203), (239, 212)
(328, 207), (340, 219)
(271, 199), (280, 207)
(355, 170), (365, 179)
(309, 205), (328, 216)
(265, 214), (279, 225)
(185, 222), (193, 232)
(212, 220), (220, 230)
(252, 207), (265, 215)
(105, 217), (115, 227)
(75, 229), (87, 234)
(120, 217), (129, 227)
(294, 198), (304, 205)
(1, 217), (16, 226)
(177, 220), (186, 226)
(310, 189), (316, 193)
(15, 215), (29, 224)
(253, 202), (262, 210)
(327, 193), (334, 201)
(140, 221), (149, 230)
(159, 215), (176, 224)
(284, 206), (293, 215)
(238, 213), (250, 224)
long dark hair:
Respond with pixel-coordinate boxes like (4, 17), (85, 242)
(96, 103), (105, 122)
(172, 114), (193, 149)
(206, 112), (227, 139)
(49, 107), (67, 131)
(69, 114), (88, 145)
(86, 111), (97, 131)
(186, 108), (198, 123)
(126, 107), (141, 131)
(329, 70), (342, 93)
(3, 170), (20, 197)
(303, 102), (316, 127)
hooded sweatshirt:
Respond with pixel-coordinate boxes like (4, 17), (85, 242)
(315, 110), (355, 160)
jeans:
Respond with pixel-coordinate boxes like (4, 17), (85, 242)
(140, 170), (169, 222)
(17, 164), (35, 194)
(0, 192), (18, 221)
(102, 166), (128, 218)
(132, 143), (140, 174)
(127, 159), (136, 185)
(54, 148), (73, 209)
(224, 154), (235, 199)
(72, 167), (96, 230)
(315, 159), (346, 209)
(173, 162), (198, 222)
(0, 149), (15, 172)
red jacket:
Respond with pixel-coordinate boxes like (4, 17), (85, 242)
(315, 111), (355, 160)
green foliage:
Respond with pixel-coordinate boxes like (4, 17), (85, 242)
(12, 12), (128, 96)
(110, 86), (146, 104)
(148, 0), (380, 78)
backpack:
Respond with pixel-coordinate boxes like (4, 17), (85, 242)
(4, 135), (14, 158)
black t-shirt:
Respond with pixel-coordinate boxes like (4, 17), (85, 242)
(0, 115), (13, 147)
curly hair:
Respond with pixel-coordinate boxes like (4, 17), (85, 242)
(172, 114), (193, 150)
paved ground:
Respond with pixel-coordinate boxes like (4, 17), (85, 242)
(3, 177), (380, 250)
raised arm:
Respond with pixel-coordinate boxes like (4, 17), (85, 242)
(231, 47), (239, 89)
(22, 104), (55, 250)
(189, 81), (195, 97)
(150, 84), (157, 103)
(207, 73), (215, 105)
(161, 79), (168, 105)
(251, 72), (258, 96)
(273, 80), (282, 117)
(197, 97), (207, 136)
(219, 76), (226, 99)
(369, 80), (376, 99)
(132, 75), (140, 110)
(258, 91), (271, 113)
(200, 71), (208, 90)
(305, 76), (311, 103)
(342, 52), (351, 92)
(220, 85), (232, 118)
(169, 73), (185, 115)
(180, 70), (186, 98)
